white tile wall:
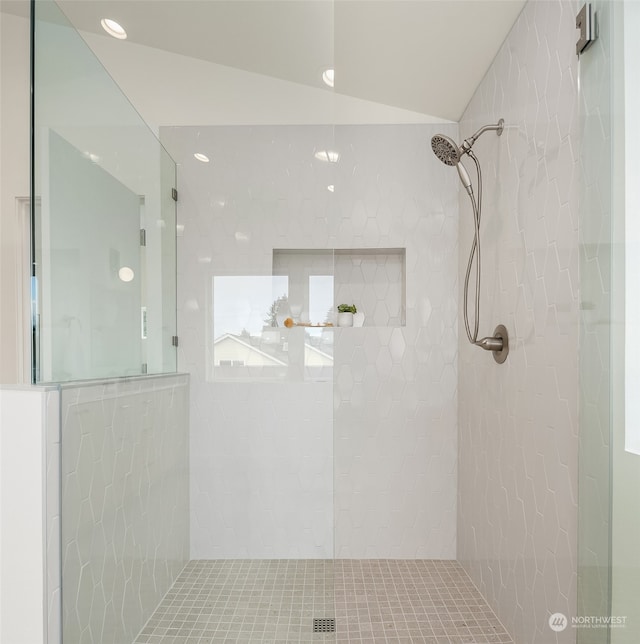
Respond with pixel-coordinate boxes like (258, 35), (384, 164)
(334, 250), (406, 327)
(457, 1), (579, 642)
(163, 123), (459, 559)
(60, 374), (189, 644)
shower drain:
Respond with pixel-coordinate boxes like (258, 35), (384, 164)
(313, 618), (336, 633)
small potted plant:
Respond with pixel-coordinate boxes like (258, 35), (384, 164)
(337, 303), (357, 327)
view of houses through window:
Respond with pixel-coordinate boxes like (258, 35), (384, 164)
(212, 274), (334, 381)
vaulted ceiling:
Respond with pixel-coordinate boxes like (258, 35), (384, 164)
(52, 0), (526, 122)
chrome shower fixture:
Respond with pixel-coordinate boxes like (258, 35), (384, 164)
(431, 134), (474, 196)
(459, 119), (504, 154)
(431, 134), (461, 166)
(430, 119), (504, 177)
(430, 119), (509, 364)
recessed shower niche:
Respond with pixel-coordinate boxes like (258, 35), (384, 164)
(272, 248), (406, 328)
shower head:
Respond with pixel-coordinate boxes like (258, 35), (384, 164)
(431, 119), (505, 164)
(431, 134), (461, 166)
(431, 134), (473, 195)
(431, 119), (504, 196)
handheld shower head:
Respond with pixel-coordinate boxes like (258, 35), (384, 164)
(431, 134), (473, 195)
(432, 119), (505, 165)
(456, 162), (473, 196)
(430, 135), (461, 166)
(429, 118), (509, 363)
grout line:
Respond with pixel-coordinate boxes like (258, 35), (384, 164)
(134, 559), (513, 644)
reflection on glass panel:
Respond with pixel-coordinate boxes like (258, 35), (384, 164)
(306, 275), (334, 381)
(310, 275), (334, 324)
(213, 276), (289, 380)
(43, 131), (142, 381)
(213, 274), (334, 382)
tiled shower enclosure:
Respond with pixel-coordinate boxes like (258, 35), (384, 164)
(164, 123), (460, 561)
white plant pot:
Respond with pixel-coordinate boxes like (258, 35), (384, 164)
(337, 312), (354, 327)
(353, 312), (365, 327)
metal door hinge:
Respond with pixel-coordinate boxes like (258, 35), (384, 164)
(140, 228), (146, 246)
(172, 335), (179, 347)
(576, 3), (596, 56)
(171, 188), (178, 202)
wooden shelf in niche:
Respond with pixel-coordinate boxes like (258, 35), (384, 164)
(272, 248), (406, 328)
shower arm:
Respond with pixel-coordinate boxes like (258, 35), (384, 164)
(460, 119), (505, 155)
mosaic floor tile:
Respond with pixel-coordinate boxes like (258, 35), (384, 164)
(134, 560), (512, 644)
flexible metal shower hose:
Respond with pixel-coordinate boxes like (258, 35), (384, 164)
(463, 151), (483, 345)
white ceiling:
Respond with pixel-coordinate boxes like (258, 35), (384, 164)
(53, 0), (526, 122)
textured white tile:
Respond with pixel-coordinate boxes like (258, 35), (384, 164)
(164, 123), (459, 559)
(457, 1), (579, 643)
(60, 375), (189, 644)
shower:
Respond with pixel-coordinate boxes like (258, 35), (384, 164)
(431, 120), (509, 363)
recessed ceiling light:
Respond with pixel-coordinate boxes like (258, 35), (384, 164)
(327, 185), (335, 192)
(314, 149), (340, 163)
(118, 266), (134, 282)
(100, 18), (127, 40)
(194, 153), (210, 163)
(322, 68), (334, 88)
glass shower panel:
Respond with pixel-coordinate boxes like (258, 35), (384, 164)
(579, 1), (640, 639)
(32, 0), (177, 383)
(156, 0), (338, 626)
(577, 0), (613, 638)
(611, 1), (640, 641)
(46, 130), (142, 380)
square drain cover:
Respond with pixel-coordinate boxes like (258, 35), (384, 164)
(313, 618), (336, 633)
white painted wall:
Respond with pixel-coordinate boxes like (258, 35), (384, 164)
(0, 386), (60, 644)
(623, 1), (640, 456)
(457, 1), (579, 642)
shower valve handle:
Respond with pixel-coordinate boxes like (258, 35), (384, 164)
(475, 336), (503, 352)
(475, 325), (509, 364)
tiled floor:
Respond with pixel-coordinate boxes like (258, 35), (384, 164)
(134, 560), (513, 644)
